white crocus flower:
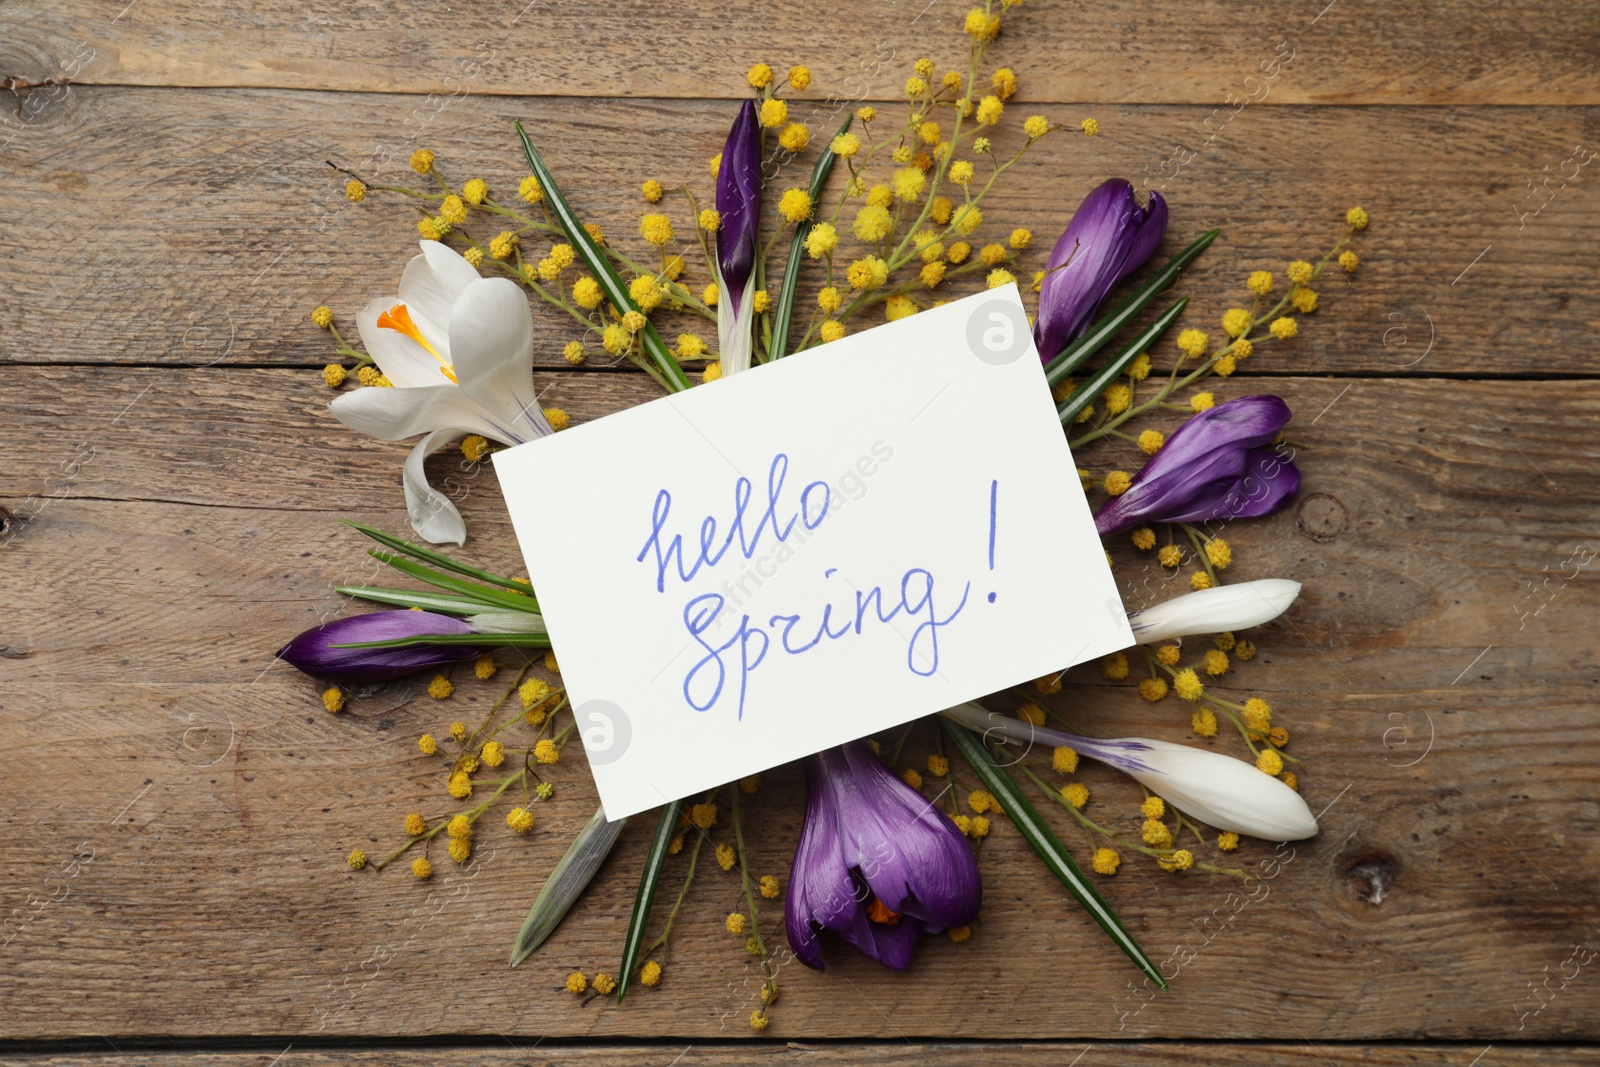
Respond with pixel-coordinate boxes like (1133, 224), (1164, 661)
(331, 243), (554, 545)
(1127, 579), (1301, 645)
(942, 703), (1318, 841)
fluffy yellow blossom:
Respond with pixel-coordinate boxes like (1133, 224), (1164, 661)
(1191, 571), (1213, 590)
(1131, 526), (1157, 551)
(601, 322), (629, 356)
(418, 733), (438, 755)
(855, 105), (876, 124)
(427, 675), (453, 700)
(708, 152), (721, 178)
(1173, 667), (1203, 701)
(1158, 544), (1183, 568)
(1137, 429), (1166, 455)
(1023, 116), (1049, 139)
(964, 8), (1001, 40)
(639, 213), (674, 247)
(447, 814), (472, 839)
(1242, 697), (1271, 733)
(1291, 288), (1319, 313)
(966, 790), (996, 815)
(447, 773), (472, 798)
(1269, 316), (1298, 339)
(1287, 260), (1314, 285)
(565, 971), (588, 994)
(1092, 848), (1121, 875)
(852, 205), (894, 243)
(945, 240), (969, 264)
(640, 178), (663, 203)
(746, 62), (773, 88)
(919, 261), (946, 288)
(1203, 648), (1230, 676)
(403, 812), (426, 837)
(1060, 782), (1089, 809)
(788, 64), (812, 90)
(520, 679), (550, 709)
(1191, 391), (1216, 412)
(563, 340), (585, 364)
(820, 320), (846, 342)
(702, 362), (722, 382)
(991, 67), (1017, 98)
(716, 843), (737, 871)
(969, 816), (992, 838)
(905, 75), (928, 97)
(1257, 749), (1284, 776)
(436, 195), (466, 227)
(322, 363), (346, 388)
(1142, 818), (1173, 848)
(629, 274), (662, 311)
(640, 961), (662, 986)
(489, 230), (517, 260)
(507, 807), (534, 833)
(778, 188), (813, 223)
(534, 739), (560, 764)
(846, 255), (889, 291)
(885, 294), (917, 320)
(1104, 470), (1132, 496)
(986, 267), (1015, 290)
(344, 179), (366, 202)
(1101, 651), (1130, 680)
(779, 123), (810, 153)
(1177, 328), (1209, 358)
(515, 176), (543, 205)
(892, 166), (927, 202)
(1347, 206), (1370, 230)
(917, 119), (941, 145)
(1222, 308), (1252, 338)
(975, 94), (1004, 126)
(409, 148), (434, 174)
(1080, 117), (1099, 136)
(701, 282), (719, 307)
(1163, 849), (1195, 872)
(980, 243), (1008, 267)
(676, 333), (707, 359)
(690, 802), (717, 830)
(321, 686), (345, 713)
(481, 740), (505, 767)
(759, 98), (787, 128)
(571, 276), (603, 310)
(726, 911), (748, 935)
(749, 1009), (770, 1032)
(1205, 538), (1232, 569)
(951, 814), (972, 836)
(1232, 337), (1253, 359)
(1105, 383), (1132, 414)
(1218, 831), (1240, 851)
(1339, 250), (1360, 272)
(1139, 677), (1169, 702)
(583, 221), (604, 244)
(411, 856), (432, 879)
(759, 874), (781, 899)
(952, 204), (982, 235)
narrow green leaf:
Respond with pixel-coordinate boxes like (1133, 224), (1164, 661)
(370, 551), (543, 615)
(343, 521), (534, 595)
(332, 632), (552, 648)
(939, 716), (1167, 991)
(770, 115), (851, 361)
(512, 805), (628, 966)
(1045, 228), (1219, 388)
(334, 585), (506, 615)
(615, 801), (681, 1002)
(1057, 298), (1187, 426)
(516, 121), (692, 393)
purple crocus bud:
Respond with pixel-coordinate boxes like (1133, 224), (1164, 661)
(1033, 179), (1168, 362)
(277, 610), (482, 683)
(1094, 394), (1300, 534)
(712, 100), (764, 376)
(715, 99), (762, 318)
(785, 740), (981, 971)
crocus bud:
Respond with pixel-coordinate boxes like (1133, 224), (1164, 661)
(787, 741), (981, 970)
(942, 704), (1317, 841)
(1094, 394), (1300, 534)
(277, 610), (482, 682)
(1128, 579), (1301, 645)
(1033, 179), (1167, 363)
(713, 100), (763, 375)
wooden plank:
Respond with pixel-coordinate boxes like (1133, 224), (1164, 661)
(5, 0), (1599, 104)
(0, 1045), (1592, 1066)
(2, 368), (1598, 1039)
(3, 90), (1597, 376)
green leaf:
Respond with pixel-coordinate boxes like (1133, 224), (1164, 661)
(334, 585), (507, 615)
(332, 632), (552, 648)
(516, 121), (692, 393)
(343, 521), (534, 595)
(770, 115), (851, 361)
(370, 551), (543, 615)
(615, 801), (681, 1001)
(511, 805), (628, 967)
(1057, 298), (1188, 426)
(1045, 228), (1219, 388)
(939, 716), (1167, 991)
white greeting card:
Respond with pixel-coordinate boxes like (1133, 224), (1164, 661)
(492, 286), (1131, 819)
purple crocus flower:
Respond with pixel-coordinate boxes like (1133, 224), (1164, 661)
(786, 740), (981, 971)
(277, 610), (482, 683)
(1094, 394), (1300, 534)
(713, 100), (763, 374)
(1034, 179), (1167, 363)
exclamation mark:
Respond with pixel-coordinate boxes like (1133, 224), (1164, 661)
(987, 478), (998, 604)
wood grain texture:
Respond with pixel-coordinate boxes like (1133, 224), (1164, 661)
(2, 89), (1597, 376)
(4, 0), (1598, 104)
(2, 368), (1598, 1041)
(1, 1045), (1593, 1066)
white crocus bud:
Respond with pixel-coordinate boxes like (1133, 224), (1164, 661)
(1127, 579), (1301, 645)
(941, 703), (1317, 841)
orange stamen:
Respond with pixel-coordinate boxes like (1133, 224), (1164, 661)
(866, 898), (902, 925)
(376, 303), (457, 383)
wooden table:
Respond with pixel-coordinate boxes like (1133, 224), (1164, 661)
(4, 2), (1599, 1062)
